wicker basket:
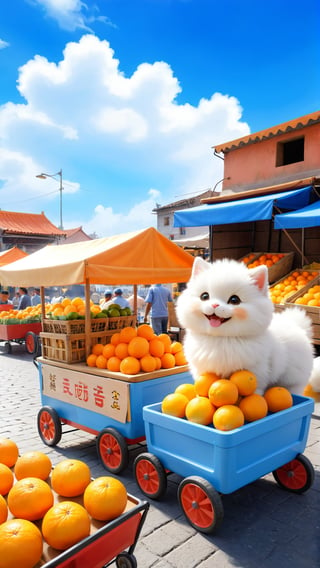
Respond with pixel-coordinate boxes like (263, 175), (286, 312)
(40, 332), (86, 364)
(42, 315), (137, 335)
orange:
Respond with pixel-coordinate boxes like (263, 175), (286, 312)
(83, 476), (127, 521)
(175, 383), (197, 400)
(61, 297), (71, 307)
(161, 392), (189, 418)
(160, 352), (176, 369)
(119, 356), (141, 375)
(229, 370), (258, 396)
(102, 343), (115, 359)
(264, 386), (293, 413)
(213, 405), (245, 431)
(194, 372), (221, 397)
(157, 333), (172, 352)
(110, 332), (121, 346)
(0, 518), (43, 568)
(0, 438), (19, 467)
(208, 379), (239, 407)
(95, 354), (108, 369)
(14, 451), (52, 481)
(137, 324), (155, 341)
(86, 353), (97, 367)
(51, 459), (91, 497)
(42, 501), (90, 551)
(0, 464), (14, 495)
(128, 336), (149, 358)
(8, 477), (54, 521)
(185, 396), (215, 425)
(115, 342), (129, 360)
(107, 356), (121, 372)
(239, 393), (268, 422)
(0, 494), (8, 523)
(174, 351), (187, 366)
(154, 356), (162, 370)
(119, 326), (137, 343)
(149, 337), (165, 358)
(140, 354), (157, 373)
(92, 343), (104, 356)
(170, 341), (183, 354)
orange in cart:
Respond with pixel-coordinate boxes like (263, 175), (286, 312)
(137, 324), (155, 341)
(175, 383), (196, 400)
(102, 343), (115, 358)
(162, 392), (189, 418)
(140, 354), (157, 373)
(208, 379), (239, 407)
(42, 501), (90, 551)
(229, 369), (257, 396)
(14, 451), (52, 481)
(8, 477), (54, 521)
(194, 372), (221, 397)
(160, 352), (175, 369)
(149, 337), (165, 358)
(174, 350), (187, 366)
(213, 404), (245, 431)
(239, 393), (268, 422)
(120, 356), (141, 375)
(86, 353), (97, 367)
(51, 459), (91, 498)
(0, 464), (14, 495)
(83, 476), (128, 521)
(0, 438), (19, 467)
(128, 336), (149, 358)
(119, 326), (138, 343)
(185, 396), (215, 425)
(107, 356), (121, 372)
(115, 342), (129, 360)
(264, 386), (293, 413)
(96, 355), (108, 369)
(0, 518), (43, 568)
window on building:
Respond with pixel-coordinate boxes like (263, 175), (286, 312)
(276, 137), (304, 167)
(179, 227), (186, 235)
(163, 216), (170, 226)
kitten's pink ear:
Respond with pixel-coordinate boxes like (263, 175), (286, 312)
(249, 265), (269, 295)
(191, 256), (210, 279)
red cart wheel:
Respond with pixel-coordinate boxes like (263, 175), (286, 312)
(272, 454), (315, 493)
(37, 406), (62, 446)
(96, 428), (129, 474)
(178, 476), (224, 534)
(134, 452), (167, 500)
(25, 331), (38, 354)
(116, 552), (137, 568)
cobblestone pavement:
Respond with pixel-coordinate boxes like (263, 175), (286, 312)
(1, 345), (319, 568)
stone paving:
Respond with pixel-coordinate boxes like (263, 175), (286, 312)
(1, 344), (319, 568)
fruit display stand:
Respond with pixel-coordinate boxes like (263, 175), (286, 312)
(134, 394), (315, 534)
(36, 356), (192, 474)
(280, 274), (320, 346)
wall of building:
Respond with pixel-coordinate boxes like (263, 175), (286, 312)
(222, 123), (320, 192)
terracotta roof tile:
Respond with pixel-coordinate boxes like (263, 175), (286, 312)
(214, 110), (320, 153)
(0, 211), (66, 236)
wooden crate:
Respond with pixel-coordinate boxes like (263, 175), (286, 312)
(40, 332), (86, 364)
(269, 268), (319, 305)
(42, 315), (136, 334)
(107, 314), (137, 331)
(42, 319), (85, 334)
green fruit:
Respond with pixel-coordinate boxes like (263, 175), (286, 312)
(108, 308), (120, 317)
(120, 309), (127, 316)
(108, 303), (120, 310)
(96, 312), (107, 318)
(124, 307), (131, 315)
(66, 312), (79, 320)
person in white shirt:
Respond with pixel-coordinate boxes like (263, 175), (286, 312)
(111, 288), (130, 309)
(100, 290), (113, 311)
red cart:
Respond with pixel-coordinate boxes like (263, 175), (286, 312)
(0, 321), (42, 354)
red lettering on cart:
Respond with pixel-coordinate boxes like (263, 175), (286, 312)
(93, 385), (105, 408)
(62, 377), (73, 396)
(74, 381), (89, 402)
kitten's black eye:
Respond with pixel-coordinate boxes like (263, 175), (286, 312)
(200, 292), (210, 301)
(228, 295), (241, 305)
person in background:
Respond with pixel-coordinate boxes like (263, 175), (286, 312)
(12, 291), (20, 308)
(31, 288), (41, 306)
(0, 290), (12, 304)
(100, 290), (113, 310)
(17, 287), (31, 310)
(111, 288), (130, 309)
(144, 284), (173, 335)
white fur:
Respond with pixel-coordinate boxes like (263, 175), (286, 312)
(177, 257), (316, 395)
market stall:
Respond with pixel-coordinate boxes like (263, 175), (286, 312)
(0, 227), (195, 472)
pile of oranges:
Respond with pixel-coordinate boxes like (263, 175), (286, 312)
(161, 370), (294, 432)
(0, 305), (43, 324)
(86, 324), (187, 374)
(293, 282), (320, 307)
(247, 252), (285, 268)
(0, 438), (128, 568)
(269, 270), (319, 304)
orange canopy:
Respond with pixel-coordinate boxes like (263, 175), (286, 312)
(0, 247), (28, 267)
(0, 228), (194, 287)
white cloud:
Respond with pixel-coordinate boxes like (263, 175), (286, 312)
(0, 34), (250, 235)
(0, 39), (9, 49)
(33, 0), (113, 32)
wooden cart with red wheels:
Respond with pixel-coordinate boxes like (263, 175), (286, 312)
(134, 394), (315, 534)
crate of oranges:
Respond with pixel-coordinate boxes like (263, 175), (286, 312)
(247, 251), (295, 283)
(285, 274), (320, 327)
(269, 269), (319, 306)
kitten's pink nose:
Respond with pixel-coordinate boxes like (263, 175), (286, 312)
(212, 303), (219, 308)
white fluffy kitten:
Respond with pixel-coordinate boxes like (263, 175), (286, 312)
(176, 257), (314, 395)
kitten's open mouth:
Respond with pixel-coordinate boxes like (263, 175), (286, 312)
(205, 314), (231, 328)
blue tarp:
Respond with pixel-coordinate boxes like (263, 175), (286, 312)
(173, 186), (312, 228)
(274, 199), (320, 229)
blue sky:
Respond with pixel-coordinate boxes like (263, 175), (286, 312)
(0, 0), (319, 237)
